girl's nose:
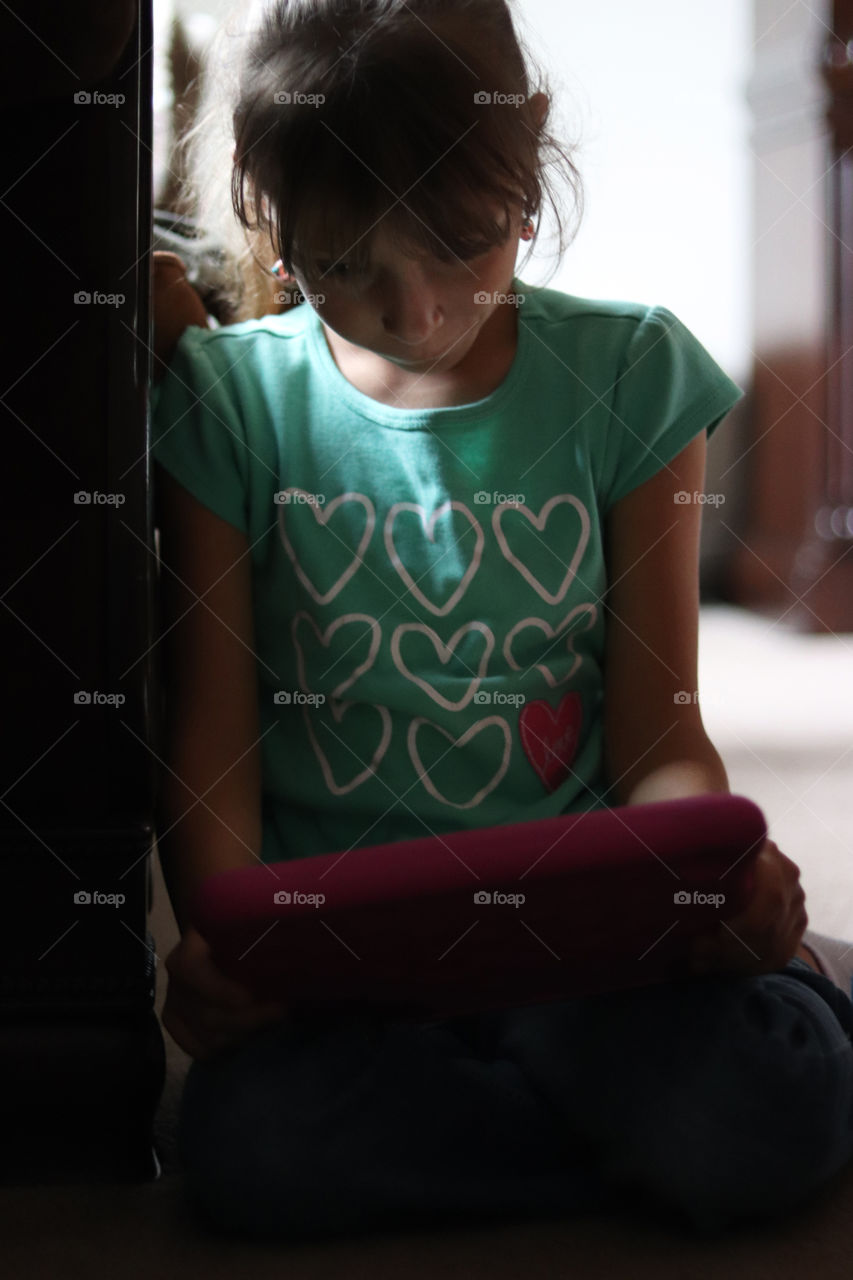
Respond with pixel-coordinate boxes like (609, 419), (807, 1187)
(379, 266), (445, 346)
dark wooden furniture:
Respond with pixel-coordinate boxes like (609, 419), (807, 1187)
(732, 0), (853, 630)
(790, 0), (853, 629)
(0, 1), (165, 1180)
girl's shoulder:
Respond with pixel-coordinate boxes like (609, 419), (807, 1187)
(164, 305), (315, 387)
(519, 280), (671, 339)
(194, 303), (314, 348)
(520, 280), (645, 318)
(519, 282), (699, 383)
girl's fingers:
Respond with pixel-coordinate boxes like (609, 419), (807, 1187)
(160, 930), (292, 1057)
(152, 249), (188, 279)
(167, 929), (260, 1009)
(163, 994), (287, 1062)
(161, 1000), (208, 1060)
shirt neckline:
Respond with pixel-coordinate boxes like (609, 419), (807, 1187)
(305, 277), (532, 429)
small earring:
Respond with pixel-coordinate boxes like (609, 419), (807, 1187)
(520, 218), (536, 242)
(271, 259), (296, 283)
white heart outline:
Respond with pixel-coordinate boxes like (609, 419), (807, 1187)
(390, 621), (495, 711)
(384, 500), (484, 616)
(292, 612), (382, 699)
(503, 604), (598, 689)
(303, 698), (392, 797)
(408, 715), (512, 810)
(492, 495), (591, 605)
(279, 489), (375, 605)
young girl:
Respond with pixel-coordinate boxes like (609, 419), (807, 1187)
(151, 0), (853, 1243)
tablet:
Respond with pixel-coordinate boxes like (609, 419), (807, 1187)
(190, 792), (766, 1020)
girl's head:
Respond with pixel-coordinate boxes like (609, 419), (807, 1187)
(184, 0), (583, 324)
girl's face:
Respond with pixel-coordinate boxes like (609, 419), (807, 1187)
(290, 213), (524, 377)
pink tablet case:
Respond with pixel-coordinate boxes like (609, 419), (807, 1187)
(190, 793), (766, 1019)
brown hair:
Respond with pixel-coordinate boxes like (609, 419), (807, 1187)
(183, 0), (584, 320)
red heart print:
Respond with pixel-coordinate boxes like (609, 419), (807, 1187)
(519, 692), (583, 792)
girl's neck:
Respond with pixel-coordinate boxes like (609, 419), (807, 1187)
(321, 298), (520, 411)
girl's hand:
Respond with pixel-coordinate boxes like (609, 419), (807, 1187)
(152, 251), (209, 380)
(162, 925), (289, 1062)
(687, 837), (808, 979)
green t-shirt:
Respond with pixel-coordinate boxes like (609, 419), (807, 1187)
(150, 278), (744, 862)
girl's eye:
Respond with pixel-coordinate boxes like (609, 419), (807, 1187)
(457, 244), (492, 263)
(318, 261), (360, 280)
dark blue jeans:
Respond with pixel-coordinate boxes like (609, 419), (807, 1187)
(176, 958), (853, 1240)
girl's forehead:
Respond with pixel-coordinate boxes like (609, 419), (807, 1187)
(296, 208), (510, 255)
(296, 223), (431, 260)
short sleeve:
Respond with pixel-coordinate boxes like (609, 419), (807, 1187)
(602, 305), (745, 512)
(149, 325), (250, 533)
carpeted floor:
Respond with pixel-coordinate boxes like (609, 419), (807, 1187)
(697, 605), (853, 940)
(3, 603), (853, 1276)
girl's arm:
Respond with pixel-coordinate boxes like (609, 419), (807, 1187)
(154, 463), (263, 934)
(602, 433), (808, 977)
(601, 430), (728, 806)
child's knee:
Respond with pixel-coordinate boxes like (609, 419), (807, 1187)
(176, 1052), (304, 1235)
(175, 1014), (388, 1236)
(613, 980), (853, 1230)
